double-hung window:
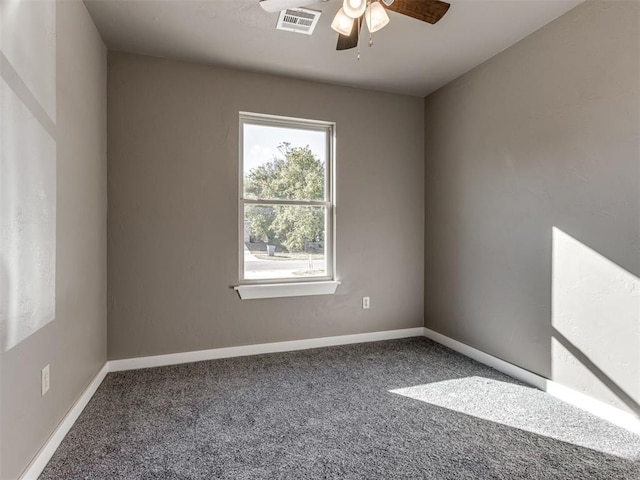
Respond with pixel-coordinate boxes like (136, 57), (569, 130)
(236, 113), (338, 299)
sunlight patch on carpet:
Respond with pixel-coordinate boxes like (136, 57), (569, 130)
(390, 376), (640, 460)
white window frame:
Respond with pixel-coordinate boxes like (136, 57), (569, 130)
(235, 112), (339, 299)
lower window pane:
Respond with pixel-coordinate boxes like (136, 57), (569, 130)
(244, 204), (327, 280)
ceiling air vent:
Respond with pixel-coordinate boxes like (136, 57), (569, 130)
(276, 8), (321, 35)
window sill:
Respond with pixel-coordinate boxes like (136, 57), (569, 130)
(234, 281), (340, 300)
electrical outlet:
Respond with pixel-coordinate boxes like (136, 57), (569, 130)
(41, 364), (50, 396)
(362, 296), (370, 309)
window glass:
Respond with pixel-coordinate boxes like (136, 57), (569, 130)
(240, 115), (333, 283)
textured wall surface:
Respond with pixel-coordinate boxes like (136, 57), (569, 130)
(0, 2), (107, 479)
(1, 0), (57, 351)
(424, 0), (639, 414)
(107, 53), (424, 360)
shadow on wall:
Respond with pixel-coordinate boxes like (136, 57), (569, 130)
(551, 227), (640, 416)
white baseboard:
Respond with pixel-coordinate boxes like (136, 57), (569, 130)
(422, 327), (547, 389)
(423, 327), (640, 436)
(109, 327), (425, 372)
(20, 363), (109, 480)
(545, 380), (640, 435)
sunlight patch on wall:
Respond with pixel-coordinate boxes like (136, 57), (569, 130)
(551, 227), (640, 416)
(0, 0), (57, 351)
(391, 376), (640, 459)
(1, 0), (56, 122)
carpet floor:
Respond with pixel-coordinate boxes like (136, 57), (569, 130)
(40, 338), (640, 479)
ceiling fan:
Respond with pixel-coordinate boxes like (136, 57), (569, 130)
(259, 0), (450, 50)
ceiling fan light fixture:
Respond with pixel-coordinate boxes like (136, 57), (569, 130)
(331, 8), (354, 36)
(342, 0), (366, 19)
(365, 1), (390, 33)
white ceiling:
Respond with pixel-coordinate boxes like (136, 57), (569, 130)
(84, 0), (583, 97)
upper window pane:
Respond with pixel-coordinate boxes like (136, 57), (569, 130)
(243, 123), (327, 201)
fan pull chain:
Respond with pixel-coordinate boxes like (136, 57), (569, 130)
(368, 0), (373, 47)
(356, 10), (362, 61)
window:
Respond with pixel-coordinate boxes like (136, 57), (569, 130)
(236, 113), (338, 299)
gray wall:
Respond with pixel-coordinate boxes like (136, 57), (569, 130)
(424, 0), (639, 415)
(0, 2), (107, 479)
(107, 53), (424, 360)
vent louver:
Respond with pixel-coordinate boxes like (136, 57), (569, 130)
(276, 8), (321, 35)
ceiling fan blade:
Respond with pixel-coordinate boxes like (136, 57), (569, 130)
(259, 0), (317, 13)
(385, 0), (450, 25)
(336, 17), (362, 51)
